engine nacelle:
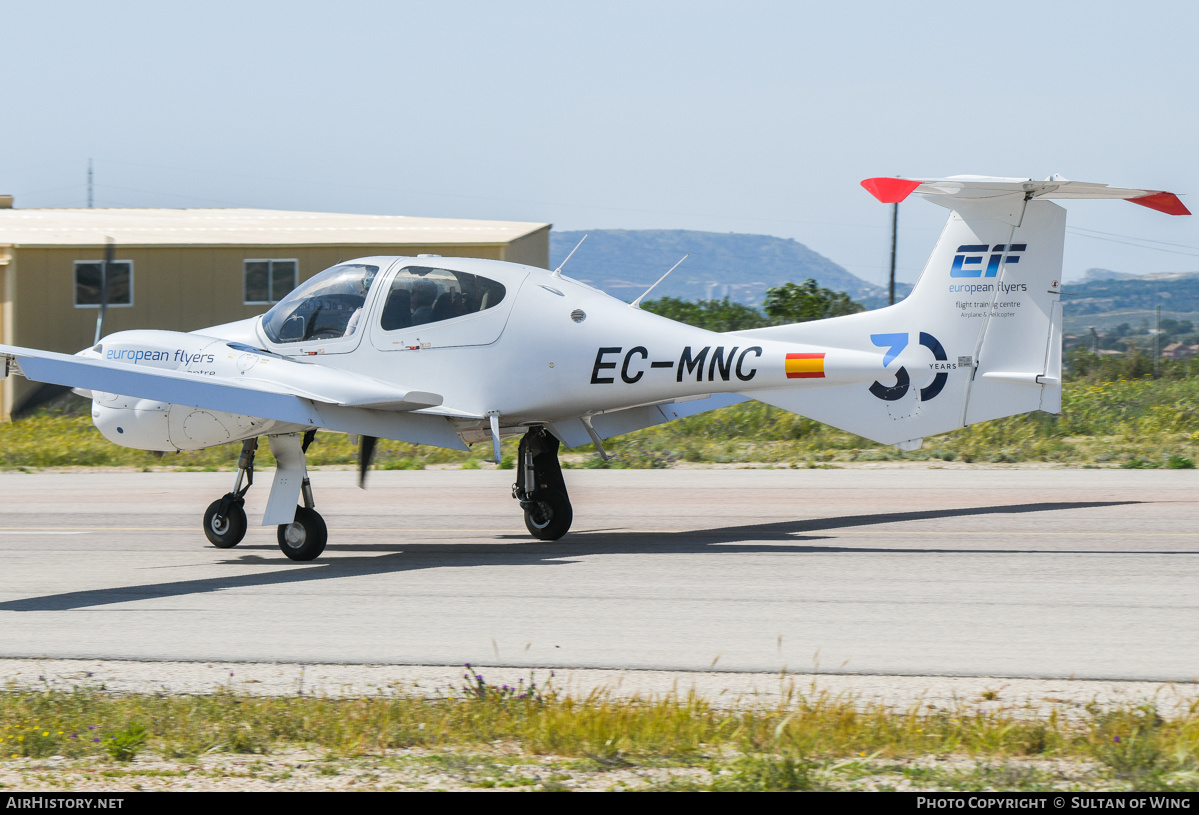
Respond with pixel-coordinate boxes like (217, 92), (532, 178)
(91, 397), (279, 451)
(86, 331), (285, 451)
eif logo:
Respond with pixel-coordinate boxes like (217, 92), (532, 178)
(950, 244), (1026, 278)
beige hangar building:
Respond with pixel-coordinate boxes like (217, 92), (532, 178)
(0, 198), (550, 419)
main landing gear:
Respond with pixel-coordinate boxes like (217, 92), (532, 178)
(202, 431), (329, 561)
(512, 428), (573, 541)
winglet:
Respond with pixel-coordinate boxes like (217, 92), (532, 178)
(1128, 191), (1191, 216)
(861, 177), (921, 204)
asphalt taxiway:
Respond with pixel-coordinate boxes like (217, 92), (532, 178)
(0, 468), (1195, 682)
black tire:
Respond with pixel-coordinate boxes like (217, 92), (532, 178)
(203, 499), (247, 548)
(523, 490), (573, 541)
(277, 506), (328, 561)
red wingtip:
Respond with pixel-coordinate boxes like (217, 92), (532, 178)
(861, 177), (921, 204)
(1128, 191), (1191, 216)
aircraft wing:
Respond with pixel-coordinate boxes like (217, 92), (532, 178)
(0, 345), (468, 450)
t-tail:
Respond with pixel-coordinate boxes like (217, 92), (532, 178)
(733, 175), (1189, 450)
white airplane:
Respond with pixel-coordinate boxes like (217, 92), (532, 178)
(0, 176), (1187, 561)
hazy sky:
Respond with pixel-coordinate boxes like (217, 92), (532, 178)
(4, 0), (1198, 285)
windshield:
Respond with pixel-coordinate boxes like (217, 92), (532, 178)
(262, 263), (380, 343)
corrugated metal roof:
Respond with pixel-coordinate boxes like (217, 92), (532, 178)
(0, 208), (549, 247)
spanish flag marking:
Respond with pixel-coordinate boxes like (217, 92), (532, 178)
(785, 352), (825, 379)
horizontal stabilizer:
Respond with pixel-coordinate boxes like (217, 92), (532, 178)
(861, 175), (1190, 215)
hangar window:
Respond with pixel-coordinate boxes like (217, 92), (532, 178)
(378, 266), (506, 331)
(244, 259), (298, 304)
(74, 260), (133, 308)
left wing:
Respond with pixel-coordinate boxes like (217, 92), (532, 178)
(0, 345), (468, 450)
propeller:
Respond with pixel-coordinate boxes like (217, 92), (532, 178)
(93, 237), (115, 345)
(358, 435), (377, 489)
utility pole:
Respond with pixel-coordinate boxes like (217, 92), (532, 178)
(1155, 304), (1162, 379)
(888, 201), (898, 305)
(87, 159), (93, 208)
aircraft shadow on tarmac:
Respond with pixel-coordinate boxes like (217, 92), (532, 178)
(0, 500), (1171, 612)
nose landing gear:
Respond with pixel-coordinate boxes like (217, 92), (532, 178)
(512, 428), (573, 541)
(203, 438), (257, 548)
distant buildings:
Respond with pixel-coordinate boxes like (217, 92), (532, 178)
(1162, 342), (1199, 360)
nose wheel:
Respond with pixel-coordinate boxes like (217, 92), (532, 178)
(203, 498), (248, 548)
(202, 438), (257, 549)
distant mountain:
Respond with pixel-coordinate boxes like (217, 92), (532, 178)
(550, 229), (898, 307)
(547, 231), (1199, 330)
(1082, 268), (1140, 282)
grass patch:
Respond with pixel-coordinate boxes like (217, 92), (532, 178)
(1, 676), (1198, 791)
(10, 375), (1199, 470)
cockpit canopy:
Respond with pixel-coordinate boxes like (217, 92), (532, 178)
(262, 263), (380, 344)
(261, 262), (507, 344)
(378, 266), (506, 332)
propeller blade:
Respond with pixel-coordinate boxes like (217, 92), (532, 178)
(94, 237), (115, 345)
(358, 435), (377, 489)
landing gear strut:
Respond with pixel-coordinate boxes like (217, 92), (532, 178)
(512, 428), (573, 540)
(277, 472), (327, 561)
(203, 438), (257, 548)
(273, 430), (327, 562)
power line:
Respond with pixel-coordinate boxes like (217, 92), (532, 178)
(1068, 225), (1199, 251)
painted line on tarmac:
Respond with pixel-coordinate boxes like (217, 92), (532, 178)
(0, 530), (90, 535)
(0, 527), (1194, 538)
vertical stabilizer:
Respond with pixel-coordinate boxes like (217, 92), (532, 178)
(728, 175), (1185, 447)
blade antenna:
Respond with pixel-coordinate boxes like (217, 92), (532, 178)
(630, 254), (688, 309)
(487, 411), (503, 464)
(552, 234), (587, 279)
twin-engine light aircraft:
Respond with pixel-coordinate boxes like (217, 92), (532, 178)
(0, 176), (1188, 561)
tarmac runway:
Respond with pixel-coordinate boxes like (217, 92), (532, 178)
(0, 467), (1195, 682)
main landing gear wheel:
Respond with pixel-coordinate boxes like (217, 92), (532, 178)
(523, 490), (573, 541)
(513, 428), (574, 541)
(277, 506), (328, 562)
(203, 497), (247, 548)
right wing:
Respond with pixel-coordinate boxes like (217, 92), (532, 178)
(548, 393), (747, 448)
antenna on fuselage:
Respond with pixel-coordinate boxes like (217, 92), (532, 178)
(551, 234), (587, 279)
(630, 254), (688, 309)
